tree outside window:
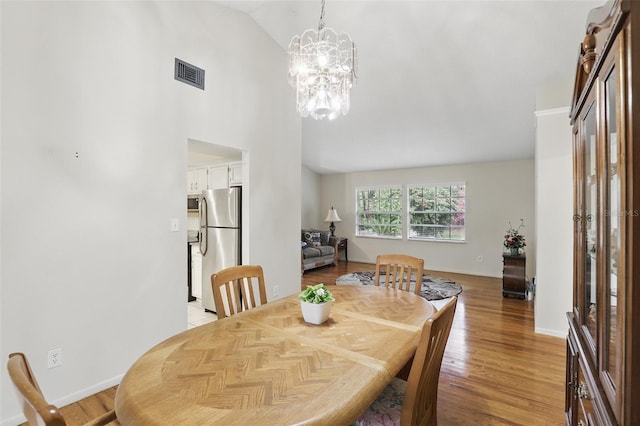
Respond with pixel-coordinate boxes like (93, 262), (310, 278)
(356, 187), (402, 238)
(408, 184), (465, 241)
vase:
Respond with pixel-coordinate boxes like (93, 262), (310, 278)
(300, 300), (333, 325)
(510, 247), (519, 256)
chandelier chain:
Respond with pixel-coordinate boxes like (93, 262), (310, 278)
(318, 0), (326, 31)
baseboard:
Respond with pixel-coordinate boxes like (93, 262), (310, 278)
(2, 373), (123, 426)
(534, 327), (567, 338)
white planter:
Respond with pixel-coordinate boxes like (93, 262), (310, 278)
(300, 300), (333, 325)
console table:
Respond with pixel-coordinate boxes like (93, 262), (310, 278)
(502, 253), (526, 299)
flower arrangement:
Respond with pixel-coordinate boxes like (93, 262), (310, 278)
(504, 219), (526, 250)
(299, 283), (335, 304)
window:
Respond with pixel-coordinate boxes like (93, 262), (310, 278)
(408, 183), (465, 241)
(356, 187), (403, 238)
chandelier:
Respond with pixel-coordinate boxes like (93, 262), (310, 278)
(287, 0), (357, 120)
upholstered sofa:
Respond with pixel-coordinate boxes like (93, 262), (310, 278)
(301, 229), (338, 272)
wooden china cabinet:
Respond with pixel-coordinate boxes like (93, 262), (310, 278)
(567, 1), (640, 424)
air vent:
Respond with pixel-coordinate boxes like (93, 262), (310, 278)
(174, 58), (205, 90)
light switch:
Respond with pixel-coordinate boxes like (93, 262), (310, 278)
(170, 218), (180, 232)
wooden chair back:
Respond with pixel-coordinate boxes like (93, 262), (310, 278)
(211, 265), (268, 319)
(7, 352), (66, 425)
(402, 296), (458, 426)
(7, 352), (116, 426)
(374, 254), (425, 295)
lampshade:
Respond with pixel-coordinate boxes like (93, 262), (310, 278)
(325, 207), (342, 222)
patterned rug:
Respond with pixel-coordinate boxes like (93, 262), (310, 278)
(335, 271), (462, 301)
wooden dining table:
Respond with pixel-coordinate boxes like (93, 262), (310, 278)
(114, 285), (436, 425)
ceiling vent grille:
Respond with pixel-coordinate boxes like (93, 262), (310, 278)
(174, 58), (205, 90)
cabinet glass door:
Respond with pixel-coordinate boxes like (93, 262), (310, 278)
(582, 100), (598, 346)
(603, 64), (621, 407)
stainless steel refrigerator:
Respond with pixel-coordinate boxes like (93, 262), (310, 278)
(199, 187), (241, 313)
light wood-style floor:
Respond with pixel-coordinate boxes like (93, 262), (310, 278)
(42, 261), (566, 425)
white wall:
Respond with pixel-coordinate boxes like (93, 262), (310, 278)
(319, 160), (535, 278)
(534, 107), (573, 337)
(536, 77), (573, 111)
(0, 2), (301, 424)
(301, 165), (321, 229)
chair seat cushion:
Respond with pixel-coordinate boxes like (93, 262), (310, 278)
(315, 245), (335, 256)
(302, 247), (321, 259)
(355, 377), (406, 426)
(302, 246), (334, 259)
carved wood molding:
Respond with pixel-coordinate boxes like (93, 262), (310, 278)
(580, 34), (597, 75)
(570, 0), (627, 123)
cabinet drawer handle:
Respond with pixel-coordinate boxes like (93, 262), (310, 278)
(573, 214), (581, 222)
(577, 382), (590, 399)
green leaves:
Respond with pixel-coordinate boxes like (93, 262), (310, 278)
(299, 283), (335, 304)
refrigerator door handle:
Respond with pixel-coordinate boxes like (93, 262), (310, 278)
(199, 194), (208, 256)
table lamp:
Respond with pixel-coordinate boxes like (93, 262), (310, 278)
(324, 206), (342, 237)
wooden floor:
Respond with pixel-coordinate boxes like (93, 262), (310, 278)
(48, 261), (566, 426)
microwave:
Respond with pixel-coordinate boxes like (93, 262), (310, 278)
(187, 195), (200, 212)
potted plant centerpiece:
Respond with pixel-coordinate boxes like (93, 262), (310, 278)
(504, 219), (526, 256)
(299, 283), (335, 325)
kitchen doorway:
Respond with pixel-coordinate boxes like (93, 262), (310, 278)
(186, 139), (247, 327)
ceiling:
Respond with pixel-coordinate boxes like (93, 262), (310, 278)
(218, 0), (600, 174)
(188, 139), (242, 168)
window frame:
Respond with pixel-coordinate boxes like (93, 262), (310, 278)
(354, 185), (404, 239)
(407, 182), (466, 243)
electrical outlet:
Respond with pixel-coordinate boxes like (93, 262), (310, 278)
(477, 255), (483, 262)
(273, 285), (279, 297)
(170, 218), (180, 232)
(47, 348), (62, 369)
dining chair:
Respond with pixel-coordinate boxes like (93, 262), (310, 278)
(211, 264), (268, 319)
(355, 296), (458, 426)
(374, 254), (425, 295)
(7, 352), (117, 426)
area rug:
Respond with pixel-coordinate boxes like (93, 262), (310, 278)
(335, 271), (462, 301)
